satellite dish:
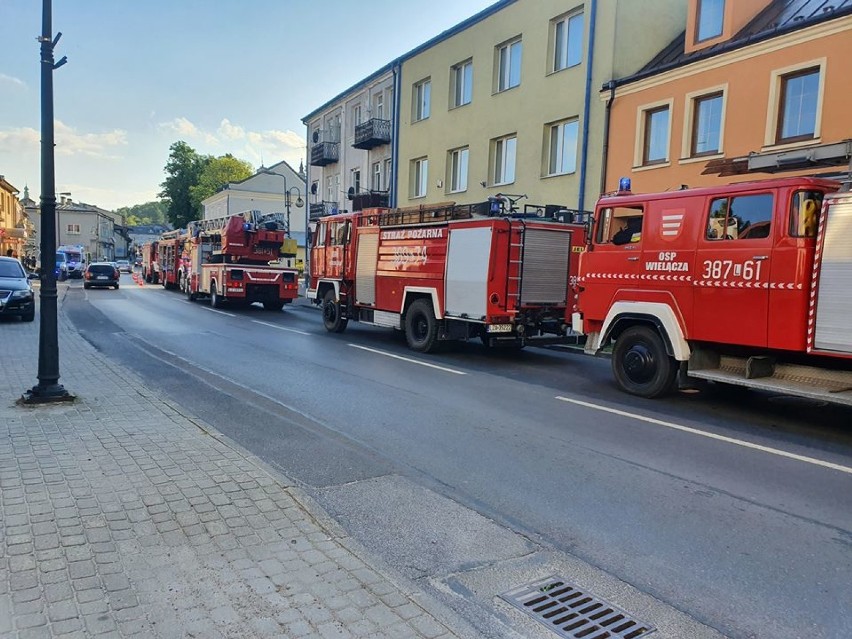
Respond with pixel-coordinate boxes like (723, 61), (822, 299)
(347, 187), (355, 201)
(312, 130), (320, 143)
(310, 183), (318, 195)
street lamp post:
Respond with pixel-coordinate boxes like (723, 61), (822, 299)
(24, 0), (73, 403)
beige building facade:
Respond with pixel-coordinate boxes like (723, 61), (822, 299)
(1, 175), (28, 258)
(396, 0), (687, 214)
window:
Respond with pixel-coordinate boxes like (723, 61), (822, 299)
(777, 67), (820, 143)
(596, 206), (644, 244)
(66, 223), (81, 235)
(316, 222), (327, 247)
(642, 105), (670, 165)
(553, 12), (584, 71)
(548, 119), (579, 175)
(413, 79), (431, 122)
(372, 162), (382, 191)
(384, 159), (392, 192)
(706, 193), (773, 241)
(696, 0), (724, 42)
(790, 190), (823, 238)
(493, 135), (517, 185)
(448, 147), (469, 193)
(496, 38), (522, 92)
(451, 60), (473, 108)
(353, 104), (362, 128)
(331, 220), (349, 246)
(691, 92), (723, 156)
(412, 158), (428, 198)
(374, 92), (385, 120)
(351, 169), (361, 194)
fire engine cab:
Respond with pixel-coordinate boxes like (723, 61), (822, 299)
(158, 229), (188, 290)
(308, 201), (586, 352)
(575, 176), (852, 406)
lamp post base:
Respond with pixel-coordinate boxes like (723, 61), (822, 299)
(21, 384), (76, 404)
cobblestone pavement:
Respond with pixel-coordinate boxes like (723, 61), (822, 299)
(0, 293), (461, 638)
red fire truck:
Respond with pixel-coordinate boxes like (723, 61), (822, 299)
(574, 176), (852, 406)
(141, 241), (160, 284)
(183, 210), (299, 311)
(308, 201), (587, 352)
(158, 230), (188, 290)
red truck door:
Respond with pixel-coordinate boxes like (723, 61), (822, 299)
(693, 190), (774, 347)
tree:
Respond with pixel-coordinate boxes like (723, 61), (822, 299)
(115, 201), (167, 226)
(189, 155), (253, 213)
(159, 141), (207, 228)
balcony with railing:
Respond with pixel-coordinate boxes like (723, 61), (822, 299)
(353, 118), (392, 150)
(309, 127), (341, 167)
(309, 201), (340, 220)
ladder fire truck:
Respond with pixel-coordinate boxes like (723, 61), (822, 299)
(158, 229), (188, 290)
(141, 241), (159, 284)
(574, 176), (852, 407)
(308, 198), (587, 352)
(182, 210), (299, 310)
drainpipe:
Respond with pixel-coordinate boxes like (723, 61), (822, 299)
(390, 60), (402, 208)
(577, 0), (598, 213)
(600, 80), (616, 196)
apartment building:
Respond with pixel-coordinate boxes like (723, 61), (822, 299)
(0, 175), (28, 257)
(303, 67), (396, 220)
(24, 194), (127, 261)
(396, 0), (686, 213)
(603, 0), (852, 193)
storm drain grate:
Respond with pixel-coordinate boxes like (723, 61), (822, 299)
(500, 576), (656, 639)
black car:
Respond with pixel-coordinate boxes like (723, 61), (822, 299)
(0, 256), (36, 322)
(84, 262), (120, 289)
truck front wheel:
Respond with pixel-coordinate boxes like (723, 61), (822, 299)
(322, 290), (348, 333)
(405, 299), (439, 353)
(612, 326), (677, 398)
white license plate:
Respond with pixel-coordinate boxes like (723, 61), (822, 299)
(487, 324), (513, 333)
(97, 276), (108, 280)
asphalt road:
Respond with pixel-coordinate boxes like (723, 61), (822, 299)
(58, 274), (852, 639)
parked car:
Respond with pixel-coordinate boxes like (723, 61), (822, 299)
(116, 259), (132, 273)
(0, 256), (36, 321)
(84, 262), (120, 289)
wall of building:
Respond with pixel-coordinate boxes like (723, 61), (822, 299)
(396, 0), (685, 213)
(305, 71), (395, 216)
(604, 16), (852, 193)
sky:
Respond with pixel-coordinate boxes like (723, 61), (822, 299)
(0, 0), (496, 211)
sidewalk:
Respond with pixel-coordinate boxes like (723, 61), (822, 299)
(0, 294), (461, 638)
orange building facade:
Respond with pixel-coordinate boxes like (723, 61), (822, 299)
(603, 0), (852, 194)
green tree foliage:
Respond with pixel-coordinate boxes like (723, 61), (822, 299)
(189, 155), (253, 213)
(115, 201), (167, 227)
(159, 141), (207, 228)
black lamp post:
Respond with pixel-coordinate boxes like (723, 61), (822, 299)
(23, 0), (73, 403)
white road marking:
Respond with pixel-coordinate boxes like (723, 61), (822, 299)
(349, 344), (467, 375)
(200, 306), (236, 318)
(555, 396), (852, 475)
(251, 320), (310, 336)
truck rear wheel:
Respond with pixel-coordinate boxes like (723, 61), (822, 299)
(210, 282), (224, 308)
(612, 326), (677, 398)
(405, 299), (439, 353)
(322, 290), (348, 333)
